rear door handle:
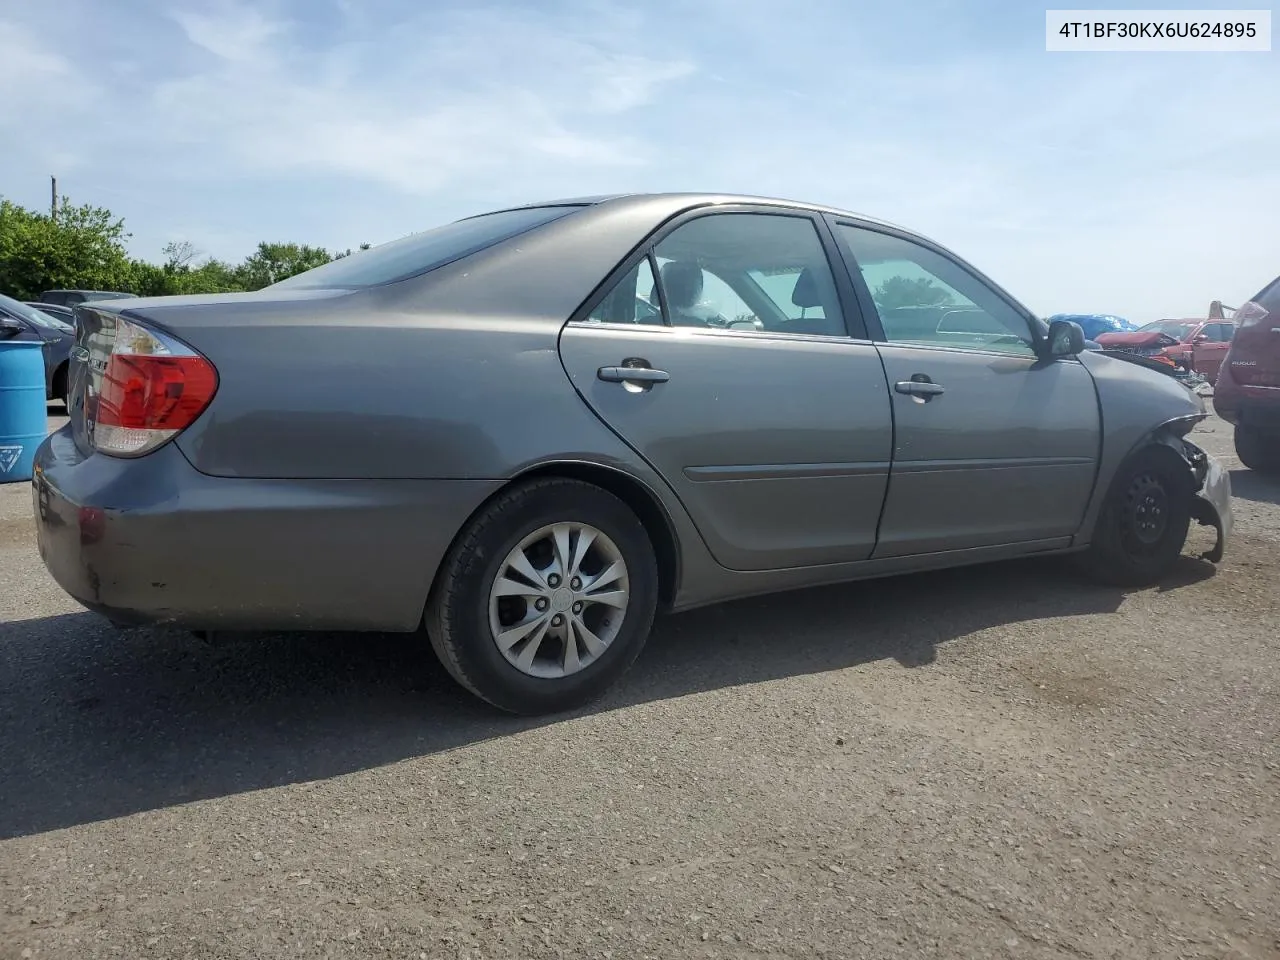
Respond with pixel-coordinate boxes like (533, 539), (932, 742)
(598, 365), (670, 384)
(894, 379), (945, 398)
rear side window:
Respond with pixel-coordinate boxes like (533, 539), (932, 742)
(587, 258), (664, 326)
(270, 205), (584, 290)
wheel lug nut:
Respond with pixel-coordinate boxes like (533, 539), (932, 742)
(572, 601), (583, 614)
(570, 577), (582, 590)
(535, 598), (548, 611)
(547, 575), (561, 587)
(552, 614), (563, 626)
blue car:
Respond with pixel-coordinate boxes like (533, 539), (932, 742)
(0, 293), (76, 406)
(1046, 313), (1140, 342)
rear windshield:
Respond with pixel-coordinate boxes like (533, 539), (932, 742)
(270, 205), (584, 290)
(1253, 275), (1280, 314)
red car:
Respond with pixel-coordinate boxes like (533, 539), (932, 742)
(1095, 316), (1236, 384)
(1214, 275), (1280, 474)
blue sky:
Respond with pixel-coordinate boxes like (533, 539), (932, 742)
(2, 0), (1276, 319)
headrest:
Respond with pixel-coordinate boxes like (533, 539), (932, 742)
(661, 261), (704, 309)
(792, 267), (823, 309)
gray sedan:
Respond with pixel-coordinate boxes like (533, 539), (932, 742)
(32, 193), (1233, 714)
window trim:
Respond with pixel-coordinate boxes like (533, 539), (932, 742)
(823, 215), (1050, 359)
(566, 204), (872, 343)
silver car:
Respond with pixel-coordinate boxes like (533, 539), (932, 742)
(32, 193), (1233, 714)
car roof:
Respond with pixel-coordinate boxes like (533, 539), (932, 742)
(41, 289), (136, 296)
(486, 192), (914, 234)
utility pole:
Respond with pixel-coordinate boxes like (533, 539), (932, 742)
(50, 176), (57, 221)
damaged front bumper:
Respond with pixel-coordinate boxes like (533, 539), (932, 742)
(1180, 438), (1233, 563)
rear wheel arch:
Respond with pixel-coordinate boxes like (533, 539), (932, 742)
(51, 360), (69, 402)
(508, 461), (681, 608)
(424, 461), (681, 618)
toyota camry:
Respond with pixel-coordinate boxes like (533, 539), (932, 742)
(32, 193), (1233, 714)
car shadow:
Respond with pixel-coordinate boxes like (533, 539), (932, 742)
(0, 555), (1218, 840)
(1229, 468), (1280, 506)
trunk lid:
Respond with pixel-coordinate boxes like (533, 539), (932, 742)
(67, 288), (351, 456)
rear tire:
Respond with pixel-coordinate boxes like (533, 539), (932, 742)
(1235, 425), (1280, 475)
(1077, 446), (1192, 587)
(425, 478), (658, 715)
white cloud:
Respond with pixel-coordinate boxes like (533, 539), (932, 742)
(171, 4), (285, 62)
(0, 19), (100, 123)
(145, 2), (690, 195)
(0, 0), (1276, 318)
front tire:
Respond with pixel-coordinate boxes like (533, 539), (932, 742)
(51, 363), (69, 410)
(1078, 446), (1193, 587)
(1235, 425), (1280, 475)
(425, 478), (659, 715)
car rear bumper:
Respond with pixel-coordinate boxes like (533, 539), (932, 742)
(1212, 366), (1280, 429)
(32, 426), (501, 632)
(1234, 397), (1280, 433)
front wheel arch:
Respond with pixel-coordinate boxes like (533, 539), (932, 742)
(1075, 441), (1197, 587)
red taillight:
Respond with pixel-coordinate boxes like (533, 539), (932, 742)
(91, 317), (218, 457)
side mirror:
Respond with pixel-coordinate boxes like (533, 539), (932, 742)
(1191, 333), (1209, 343)
(0, 317), (25, 339)
(1045, 319), (1085, 358)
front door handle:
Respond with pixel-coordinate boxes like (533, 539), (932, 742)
(894, 378), (945, 399)
(598, 365), (670, 384)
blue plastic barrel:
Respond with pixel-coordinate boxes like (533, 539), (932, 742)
(0, 340), (47, 484)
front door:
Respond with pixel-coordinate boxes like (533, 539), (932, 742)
(1191, 321), (1235, 384)
(558, 209), (894, 572)
(829, 220), (1102, 558)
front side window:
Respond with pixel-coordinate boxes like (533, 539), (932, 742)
(835, 224), (1036, 357)
(650, 213), (848, 338)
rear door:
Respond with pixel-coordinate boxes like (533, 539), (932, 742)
(558, 207), (894, 572)
(827, 219), (1102, 558)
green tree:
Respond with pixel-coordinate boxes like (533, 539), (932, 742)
(162, 240), (200, 268)
(0, 196), (134, 300)
(873, 275), (954, 311)
(234, 242), (335, 289)
(0, 194), (356, 299)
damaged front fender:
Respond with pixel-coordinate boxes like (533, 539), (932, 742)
(1150, 425), (1233, 564)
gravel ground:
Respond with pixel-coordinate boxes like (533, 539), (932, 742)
(1, 409), (1278, 960)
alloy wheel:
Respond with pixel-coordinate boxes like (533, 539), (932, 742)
(487, 522), (630, 679)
